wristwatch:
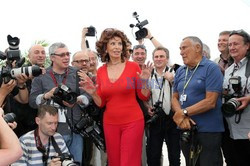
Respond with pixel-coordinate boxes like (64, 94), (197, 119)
(18, 83), (26, 90)
(182, 109), (189, 117)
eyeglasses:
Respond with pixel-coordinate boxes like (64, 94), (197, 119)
(229, 29), (250, 43)
(51, 52), (71, 57)
(73, 59), (89, 64)
(128, 49), (133, 54)
(133, 45), (147, 51)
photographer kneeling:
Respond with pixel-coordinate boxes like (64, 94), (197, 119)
(12, 105), (77, 166)
(222, 30), (250, 165)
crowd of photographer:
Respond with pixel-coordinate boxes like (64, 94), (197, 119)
(0, 12), (249, 166)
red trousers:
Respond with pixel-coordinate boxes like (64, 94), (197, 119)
(103, 119), (144, 166)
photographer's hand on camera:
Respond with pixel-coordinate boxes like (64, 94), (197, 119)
(49, 157), (61, 166)
(43, 87), (57, 101)
(0, 79), (16, 99)
(8, 121), (17, 130)
(82, 27), (88, 39)
(236, 96), (250, 110)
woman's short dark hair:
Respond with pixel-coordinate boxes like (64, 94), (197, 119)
(96, 28), (130, 63)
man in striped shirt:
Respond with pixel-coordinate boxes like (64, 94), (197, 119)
(12, 105), (72, 166)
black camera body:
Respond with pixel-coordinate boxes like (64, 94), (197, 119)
(0, 35), (42, 85)
(146, 101), (165, 124)
(52, 153), (79, 166)
(222, 76), (243, 117)
(74, 102), (105, 151)
(181, 124), (198, 143)
(86, 26), (96, 37)
(130, 12), (149, 40)
(53, 84), (78, 107)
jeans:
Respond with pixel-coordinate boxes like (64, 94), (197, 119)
(63, 133), (83, 165)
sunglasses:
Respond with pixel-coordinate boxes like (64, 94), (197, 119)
(51, 52), (71, 57)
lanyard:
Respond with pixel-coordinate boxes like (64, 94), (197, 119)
(49, 69), (68, 86)
(182, 61), (201, 94)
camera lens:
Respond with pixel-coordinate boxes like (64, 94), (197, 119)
(3, 113), (16, 123)
(222, 98), (241, 117)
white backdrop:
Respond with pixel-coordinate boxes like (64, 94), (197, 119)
(0, 0), (250, 65)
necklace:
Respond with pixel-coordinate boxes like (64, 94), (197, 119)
(110, 61), (121, 65)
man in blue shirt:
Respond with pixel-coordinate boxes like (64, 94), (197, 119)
(172, 36), (224, 166)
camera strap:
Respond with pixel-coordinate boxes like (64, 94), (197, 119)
(245, 57), (250, 78)
(150, 67), (169, 107)
(49, 69), (68, 86)
(34, 128), (51, 166)
(51, 136), (63, 157)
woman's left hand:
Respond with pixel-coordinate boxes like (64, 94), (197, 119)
(138, 61), (153, 80)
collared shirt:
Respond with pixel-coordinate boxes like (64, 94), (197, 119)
(149, 67), (172, 115)
(12, 131), (69, 166)
(174, 57), (224, 132)
(29, 66), (91, 135)
(223, 57), (250, 139)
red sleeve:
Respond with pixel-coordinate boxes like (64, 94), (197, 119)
(96, 66), (106, 108)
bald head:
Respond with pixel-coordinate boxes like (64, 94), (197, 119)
(28, 44), (46, 66)
(71, 51), (90, 72)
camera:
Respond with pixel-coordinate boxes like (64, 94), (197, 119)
(86, 26), (96, 36)
(0, 65), (42, 84)
(74, 102), (105, 151)
(0, 35), (42, 84)
(222, 76), (243, 117)
(129, 12), (149, 40)
(52, 153), (79, 166)
(181, 124), (198, 143)
(3, 113), (16, 123)
(53, 84), (78, 107)
(146, 101), (165, 124)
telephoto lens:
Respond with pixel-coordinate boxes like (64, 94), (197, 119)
(3, 113), (16, 123)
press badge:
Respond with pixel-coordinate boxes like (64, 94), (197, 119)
(58, 108), (67, 123)
(180, 94), (187, 105)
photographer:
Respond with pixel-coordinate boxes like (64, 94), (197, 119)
(12, 105), (72, 166)
(146, 46), (180, 166)
(172, 36), (224, 166)
(0, 108), (22, 165)
(9, 44), (46, 137)
(223, 29), (250, 165)
(29, 42), (90, 165)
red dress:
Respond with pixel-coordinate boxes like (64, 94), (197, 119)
(96, 61), (149, 125)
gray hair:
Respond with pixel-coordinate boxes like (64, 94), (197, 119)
(49, 42), (67, 56)
(183, 36), (203, 52)
(202, 43), (211, 59)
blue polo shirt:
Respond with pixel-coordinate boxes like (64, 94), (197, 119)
(174, 57), (224, 132)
